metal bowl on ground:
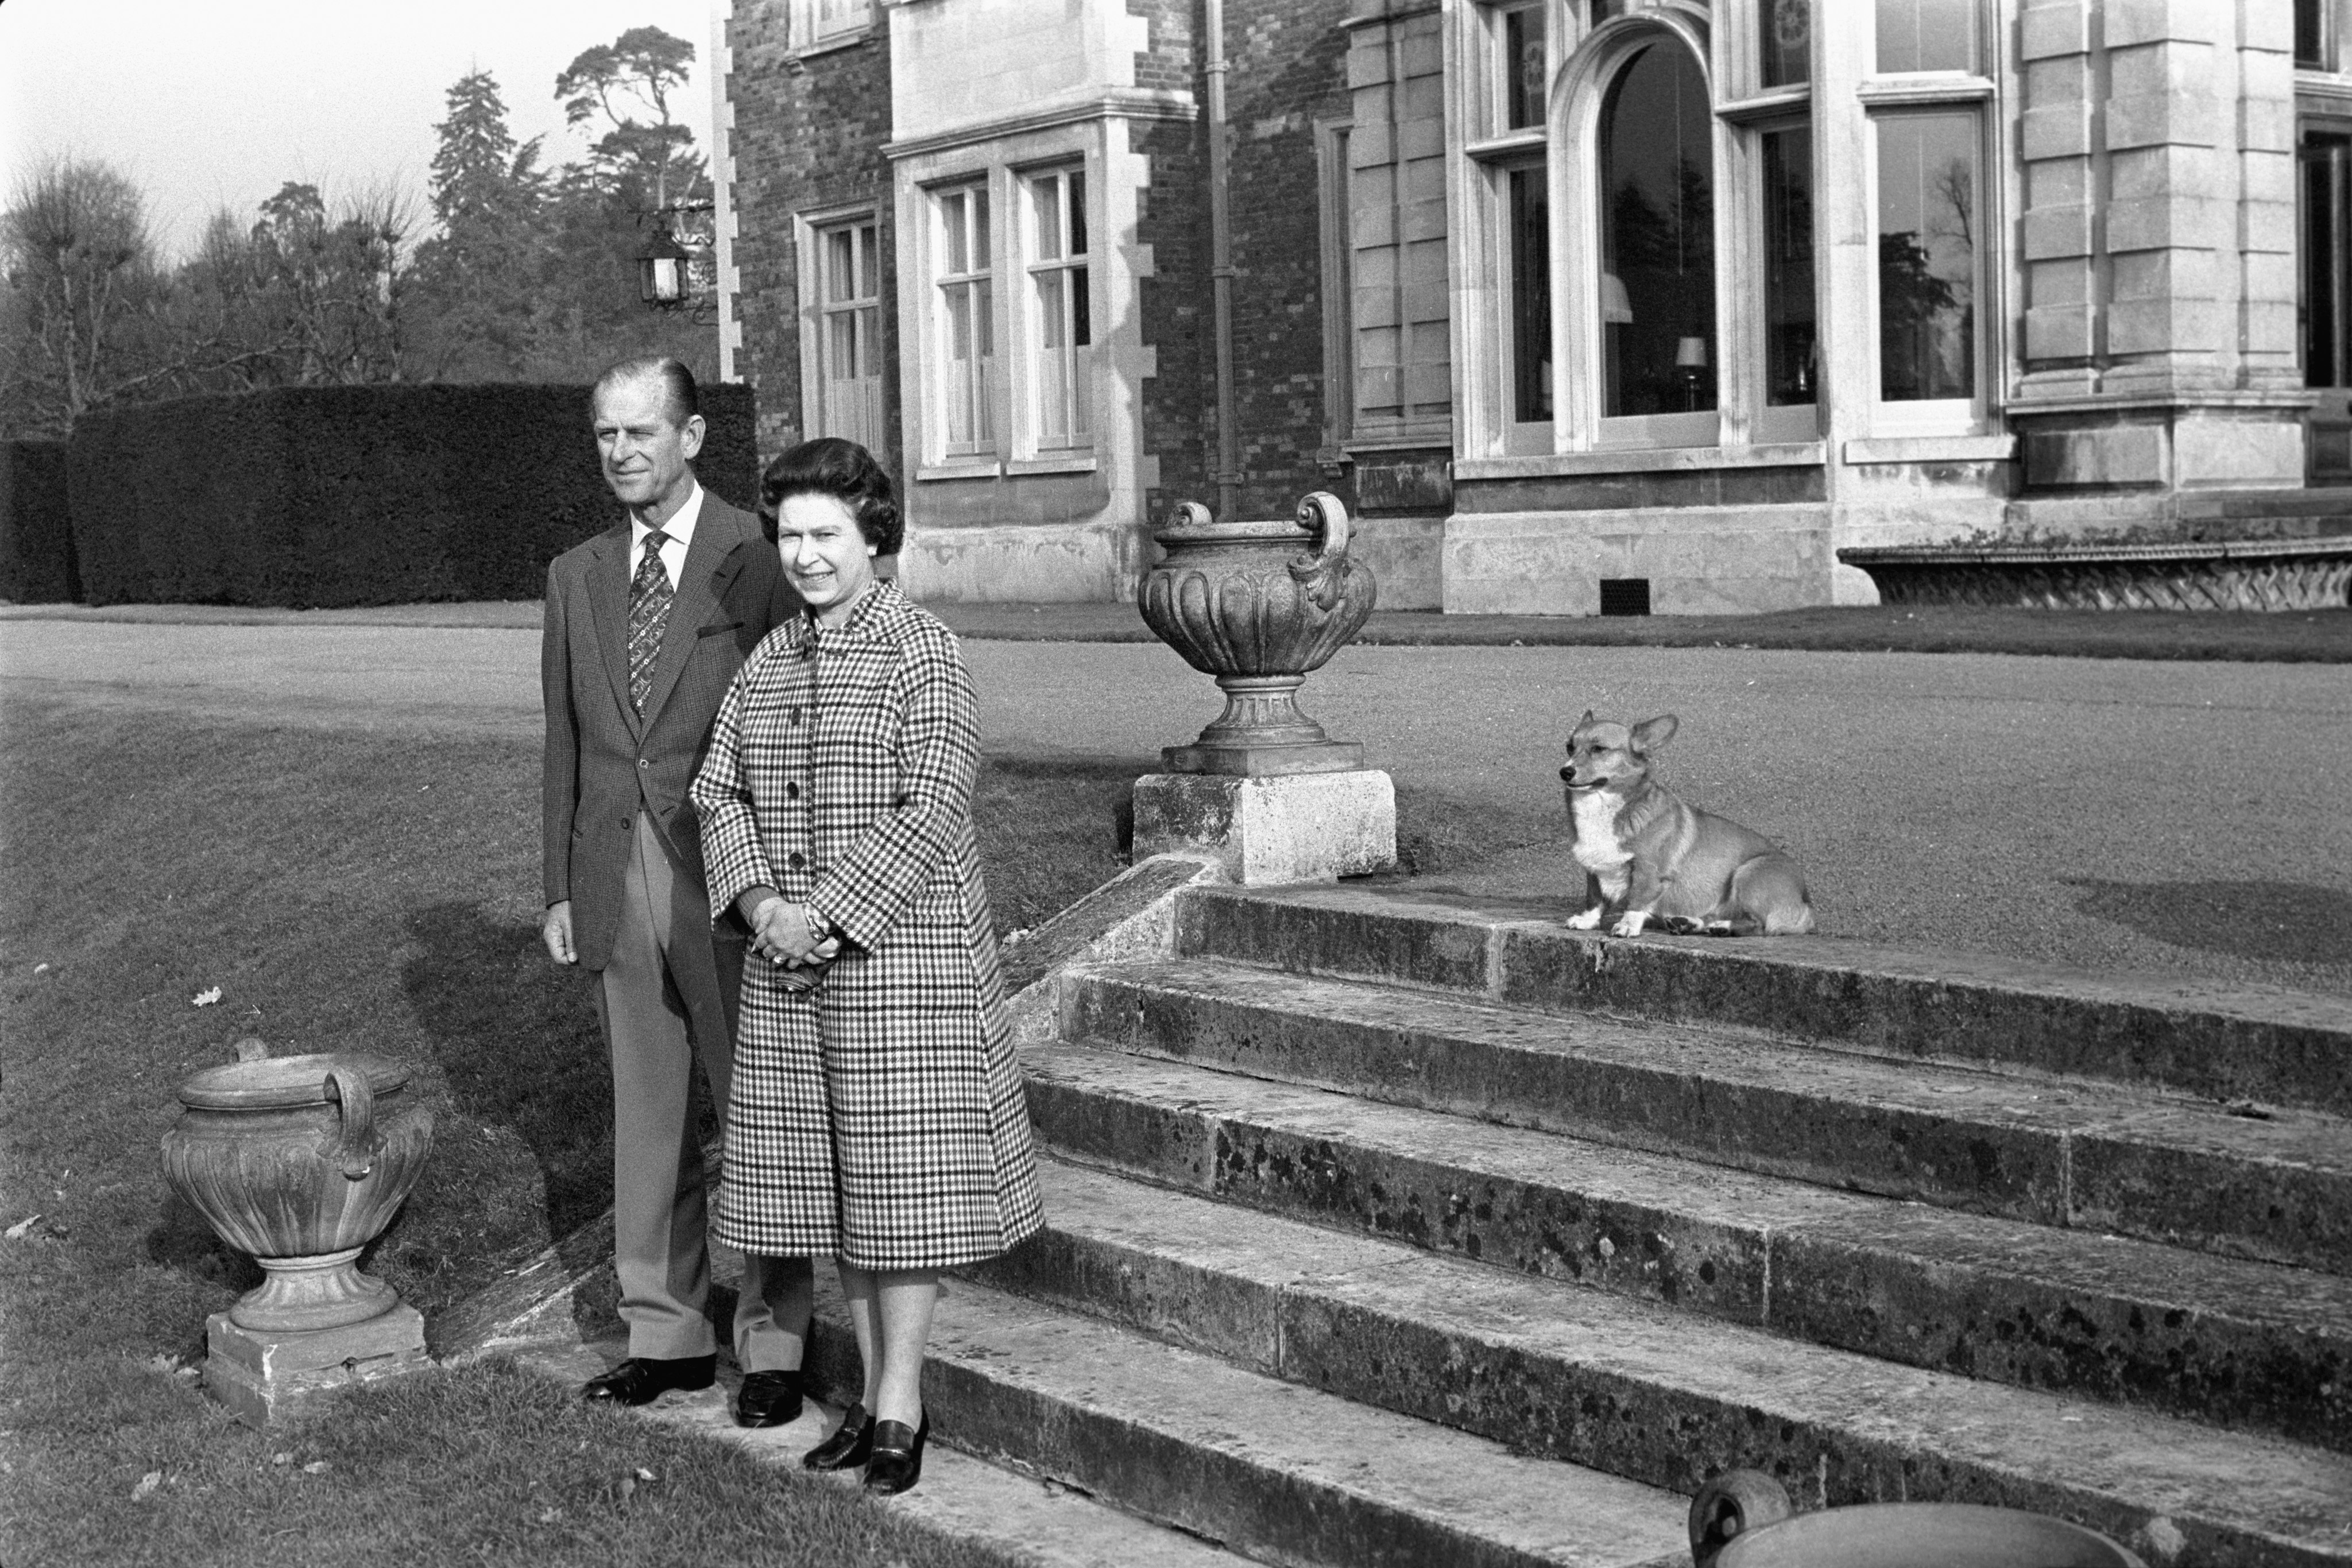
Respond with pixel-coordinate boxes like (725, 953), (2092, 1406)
(1691, 1470), (2146, 1568)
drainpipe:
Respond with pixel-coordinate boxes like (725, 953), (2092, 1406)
(1206, 0), (1239, 521)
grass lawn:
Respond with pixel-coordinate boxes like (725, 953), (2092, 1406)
(0, 698), (1182, 1567)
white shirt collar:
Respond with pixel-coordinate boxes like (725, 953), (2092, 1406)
(630, 482), (704, 582)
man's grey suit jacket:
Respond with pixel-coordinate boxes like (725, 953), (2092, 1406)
(541, 494), (797, 972)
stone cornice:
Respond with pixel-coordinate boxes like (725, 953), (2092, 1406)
(886, 90), (1198, 162)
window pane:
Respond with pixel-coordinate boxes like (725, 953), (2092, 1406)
(1507, 165), (1551, 423)
(857, 223), (878, 297)
(1032, 177), (1063, 262)
(1504, 5), (1546, 131)
(972, 189), (991, 266)
(1600, 43), (1715, 417)
(1762, 125), (1816, 405)
(1069, 170), (1088, 256)
(1037, 270), (1066, 351)
(947, 282), (972, 361)
(1877, 112), (1976, 401)
(943, 192), (969, 273)
(829, 313), (858, 380)
(827, 230), (854, 303)
(2304, 135), (2350, 388)
(1071, 264), (1091, 348)
(1762, 0), (1810, 87)
(1876, 0), (1975, 73)
(2297, 0), (2326, 68)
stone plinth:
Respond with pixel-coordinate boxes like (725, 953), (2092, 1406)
(1133, 772), (1395, 886)
(203, 1302), (430, 1430)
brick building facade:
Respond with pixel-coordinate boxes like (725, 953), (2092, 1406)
(713, 0), (2348, 612)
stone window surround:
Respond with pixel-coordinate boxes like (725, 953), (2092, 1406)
(1856, 73), (1998, 436)
(1315, 115), (1355, 470)
(786, 0), (877, 63)
(1441, 0), (2009, 485)
(893, 117), (1117, 485)
(792, 203), (887, 450)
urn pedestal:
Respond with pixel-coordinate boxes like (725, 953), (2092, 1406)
(161, 1045), (436, 1427)
(1135, 493), (1395, 882)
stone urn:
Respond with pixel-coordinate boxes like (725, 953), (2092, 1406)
(161, 1044), (434, 1332)
(1136, 491), (1378, 775)
(1690, 1470), (2144, 1568)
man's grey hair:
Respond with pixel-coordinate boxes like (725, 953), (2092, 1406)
(590, 357), (701, 427)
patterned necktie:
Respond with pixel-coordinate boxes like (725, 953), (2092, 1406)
(627, 528), (674, 715)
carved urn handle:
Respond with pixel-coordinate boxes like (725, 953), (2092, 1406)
(324, 1065), (376, 1181)
(1289, 490), (1354, 613)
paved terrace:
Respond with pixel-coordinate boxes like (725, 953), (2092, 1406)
(3, 602), (2347, 997)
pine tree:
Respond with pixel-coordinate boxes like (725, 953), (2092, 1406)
(412, 70), (548, 377)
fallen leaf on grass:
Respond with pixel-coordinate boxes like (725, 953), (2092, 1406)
(633, 1468), (655, 1482)
(301, 1461), (329, 1474)
(143, 1353), (179, 1376)
(32, 963), (48, 976)
(131, 1471), (162, 1501)
(271, 1452), (293, 1466)
(192, 987), (223, 1007)
(4, 1215), (40, 1240)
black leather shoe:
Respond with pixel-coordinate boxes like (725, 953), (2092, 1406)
(862, 1412), (930, 1495)
(580, 1354), (717, 1406)
(802, 1403), (875, 1470)
(733, 1369), (804, 1429)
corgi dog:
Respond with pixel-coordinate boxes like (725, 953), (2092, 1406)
(1559, 711), (1816, 938)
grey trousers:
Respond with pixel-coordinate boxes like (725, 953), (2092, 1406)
(596, 812), (795, 1368)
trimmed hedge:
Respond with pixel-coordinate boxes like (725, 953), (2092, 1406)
(67, 382), (759, 607)
(1, 441), (76, 603)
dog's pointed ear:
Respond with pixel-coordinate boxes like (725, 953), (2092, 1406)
(1573, 709), (1596, 731)
(1631, 714), (1678, 753)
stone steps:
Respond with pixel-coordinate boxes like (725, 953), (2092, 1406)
(1175, 885), (2352, 1117)
(962, 1157), (2352, 1568)
(1065, 957), (2352, 1275)
(512, 1337), (1259, 1568)
(1023, 1027), (2352, 1453)
(794, 1255), (1692, 1568)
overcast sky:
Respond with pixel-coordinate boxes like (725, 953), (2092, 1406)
(0, 0), (719, 261)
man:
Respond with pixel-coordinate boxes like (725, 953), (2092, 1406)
(541, 357), (804, 1425)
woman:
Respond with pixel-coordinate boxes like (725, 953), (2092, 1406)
(690, 438), (1044, 1495)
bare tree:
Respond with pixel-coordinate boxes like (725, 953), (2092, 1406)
(0, 156), (168, 436)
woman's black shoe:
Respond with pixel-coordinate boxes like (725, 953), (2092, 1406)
(802, 1404), (875, 1470)
(861, 1412), (929, 1495)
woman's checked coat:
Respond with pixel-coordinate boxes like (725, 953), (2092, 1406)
(690, 580), (1043, 1269)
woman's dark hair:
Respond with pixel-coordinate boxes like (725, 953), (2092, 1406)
(758, 438), (902, 556)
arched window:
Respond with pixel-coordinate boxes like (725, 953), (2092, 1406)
(1599, 41), (1716, 423)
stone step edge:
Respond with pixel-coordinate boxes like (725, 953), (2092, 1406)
(499, 1334), (1259, 1568)
(1063, 957), (2352, 1276)
(1021, 1038), (2352, 1454)
(976, 1155), (2352, 1568)
(1175, 884), (2352, 1116)
(795, 1260), (1695, 1568)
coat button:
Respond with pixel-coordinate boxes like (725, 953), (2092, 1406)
(788, 851), (806, 869)
(637, 758), (651, 769)
(788, 707), (802, 725)
(785, 781), (800, 799)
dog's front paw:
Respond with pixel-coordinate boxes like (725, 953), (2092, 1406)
(1565, 907), (1604, 931)
(1609, 912), (1650, 938)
